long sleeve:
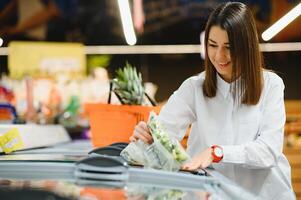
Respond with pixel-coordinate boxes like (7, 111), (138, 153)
(221, 76), (285, 169)
(158, 77), (197, 141)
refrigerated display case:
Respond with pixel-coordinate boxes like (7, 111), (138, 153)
(0, 141), (256, 200)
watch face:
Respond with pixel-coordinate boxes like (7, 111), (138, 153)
(214, 147), (223, 157)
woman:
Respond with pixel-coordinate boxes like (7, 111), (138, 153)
(130, 2), (295, 199)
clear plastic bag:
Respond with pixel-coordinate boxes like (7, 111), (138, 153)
(144, 137), (180, 171)
(147, 112), (190, 165)
(120, 140), (148, 165)
(121, 112), (190, 171)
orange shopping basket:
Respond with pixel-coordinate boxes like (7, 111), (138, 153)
(85, 82), (160, 148)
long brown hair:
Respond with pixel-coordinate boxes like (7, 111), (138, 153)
(203, 2), (263, 105)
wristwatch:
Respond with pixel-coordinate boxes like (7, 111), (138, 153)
(211, 145), (223, 163)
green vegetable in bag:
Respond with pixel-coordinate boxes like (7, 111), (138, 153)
(147, 112), (189, 163)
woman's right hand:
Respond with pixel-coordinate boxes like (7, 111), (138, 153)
(129, 121), (153, 144)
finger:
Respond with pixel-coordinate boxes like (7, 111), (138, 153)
(139, 122), (153, 143)
(181, 165), (190, 170)
(135, 125), (152, 141)
(130, 131), (139, 141)
(182, 162), (200, 171)
(201, 159), (212, 169)
(129, 136), (136, 142)
(134, 129), (152, 144)
(182, 165), (196, 171)
(138, 121), (150, 132)
(137, 134), (151, 144)
(130, 123), (147, 140)
(182, 163), (192, 170)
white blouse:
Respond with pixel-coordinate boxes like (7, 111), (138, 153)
(158, 71), (295, 199)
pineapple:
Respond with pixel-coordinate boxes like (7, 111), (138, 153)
(112, 62), (145, 105)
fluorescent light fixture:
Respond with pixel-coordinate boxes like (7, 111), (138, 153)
(117, 0), (137, 45)
(0, 37), (3, 47)
(200, 31), (205, 59)
(262, 3), (301, 41)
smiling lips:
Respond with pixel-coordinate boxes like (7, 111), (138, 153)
(218, 62), (231, 68)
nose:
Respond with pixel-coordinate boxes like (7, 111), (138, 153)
(215, 47), (228, 62)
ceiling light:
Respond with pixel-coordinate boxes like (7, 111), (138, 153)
(117, 0), (137, 45)
(262, 3), (301, 41)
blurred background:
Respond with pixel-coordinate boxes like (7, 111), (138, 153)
(0, 0), (300, 101)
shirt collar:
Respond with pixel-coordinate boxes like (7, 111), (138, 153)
(216, 73), (231, 99)
(216, 73), (243, 100)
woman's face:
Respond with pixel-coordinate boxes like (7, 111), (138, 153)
(207, 26), (232, 82)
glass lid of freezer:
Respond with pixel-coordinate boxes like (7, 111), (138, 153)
(0, 165), (256, 200)
(0, 178), (232, 200)
(0, 141), (256, 200)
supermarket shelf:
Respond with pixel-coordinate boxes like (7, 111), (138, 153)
(1, 42), (301, 56)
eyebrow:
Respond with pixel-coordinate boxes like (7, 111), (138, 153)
(208, 39), (229, 45)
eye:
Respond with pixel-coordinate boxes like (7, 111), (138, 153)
(225, 46), (230, 49)
(208, 44), (217, 48)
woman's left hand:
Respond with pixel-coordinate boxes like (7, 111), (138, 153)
(182, 148), (213, 170)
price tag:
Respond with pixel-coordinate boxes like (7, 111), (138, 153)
(0, 128), (24, 153)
